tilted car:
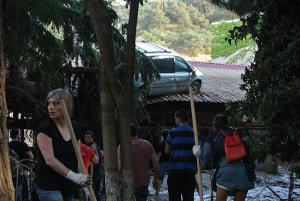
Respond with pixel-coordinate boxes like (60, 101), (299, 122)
(135, 41), (204, 97)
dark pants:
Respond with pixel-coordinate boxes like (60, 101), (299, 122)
(135, 185), (148, 201)
(167, 171), (195, 201)
(92, 170), (101, 201)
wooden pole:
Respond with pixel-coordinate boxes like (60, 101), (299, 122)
(60, 99), (97, 201)
(188, 86), (204, 201)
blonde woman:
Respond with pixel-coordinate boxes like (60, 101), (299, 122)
(35, 88), (89, 201)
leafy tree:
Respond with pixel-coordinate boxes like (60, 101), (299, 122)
(2, 0), (101, 130)
(186, 0), (237, 22)
(114, 0), (211, 56)
(213, 0), (300, 161)
(1, 1), (157, 200)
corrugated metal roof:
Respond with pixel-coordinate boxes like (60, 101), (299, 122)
(146, 62), (246, 105)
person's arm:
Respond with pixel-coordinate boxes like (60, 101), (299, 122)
(151, 147), (160, 191)
(37, 133), (69, 176)
(193, 142), (213, 169)
(91, 152), (99, 165)
(151, 153), (160, 180)
(37, 133), (88, 185)
(25, 150), (34, 161)
(165, 132), (173, 154)
(165, 144), (171, 154)
(157, 152), (161, 162)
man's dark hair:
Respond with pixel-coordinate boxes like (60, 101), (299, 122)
(84, 130), (94, 138)
(130, 124), (137, 137)
(10, 129), (19, 139)
(213, 114), (228, 130)
(175, 110), (190, 123)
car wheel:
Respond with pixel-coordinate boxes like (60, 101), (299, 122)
(191, 81), (201, 94)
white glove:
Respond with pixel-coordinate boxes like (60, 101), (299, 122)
(65, 170), (88, 185)
(192, 145), (201, 157)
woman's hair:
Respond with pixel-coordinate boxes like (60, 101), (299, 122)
(130, 124), (137, 137)
(213, 114), (228, 130)
(46, 88), (73, 116)
(161, 129), (170, 141)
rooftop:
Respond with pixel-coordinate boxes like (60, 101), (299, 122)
(145, 62), (247, 105)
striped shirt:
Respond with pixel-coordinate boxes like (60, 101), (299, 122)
(167, 124), (196, 171)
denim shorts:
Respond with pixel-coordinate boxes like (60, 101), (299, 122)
(36, 188), (75, 201)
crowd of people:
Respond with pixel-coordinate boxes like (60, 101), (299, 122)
(8, 88), (256, 201)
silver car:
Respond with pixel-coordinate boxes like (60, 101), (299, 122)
(135, 41), (204, 97)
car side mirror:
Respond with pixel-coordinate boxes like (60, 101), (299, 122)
(187, 67), (193, 73)
(191, 70), (196, 78)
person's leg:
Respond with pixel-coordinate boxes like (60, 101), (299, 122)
(159, 163), (169, 183)
(216, 187), (229, 201)
(36, 188), (64, 201)
(167, 172), (181, 201)
(181, 172), (195, 201)
(92, 171), (101, 201)
(135, 186), (148, 201)
(22, 174), (30, 201)
(234, 190), (247, 201)
(16, 184), (22, 201)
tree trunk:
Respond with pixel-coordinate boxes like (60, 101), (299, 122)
(117, 103), (135, 201)
(87, 0), (138, 200)
(87, 0), (132, 199)
(118, 1), (140, 199)
(0, 1), (15, 200)
(100, 72), (120, 201)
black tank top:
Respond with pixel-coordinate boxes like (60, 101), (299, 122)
(35, 118), (82, 196)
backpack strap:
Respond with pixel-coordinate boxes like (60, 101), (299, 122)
(233, 128), (238, 136)
(219, 129), (226, 137)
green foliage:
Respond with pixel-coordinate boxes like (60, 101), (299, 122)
(114, 0), (211, 56)
(185, 0), (237, 23)
(214, 0), (300, 161)
(3, 0), (101, 126)
(211, 21), (255, 59)
(4, 0), (156, 129)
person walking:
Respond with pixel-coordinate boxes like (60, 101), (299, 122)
(165, 110), (196, 201)
(83, 130), (104, 201)
(192, 114), (255, 201)
(118, 124), (160, 201)
(35, 88), (90, 201)
(157, 129), (170, 186)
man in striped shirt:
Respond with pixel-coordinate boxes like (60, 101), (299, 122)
(165, 110), (196, 201)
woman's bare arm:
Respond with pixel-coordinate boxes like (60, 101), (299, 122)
(37, 133), (69, 176)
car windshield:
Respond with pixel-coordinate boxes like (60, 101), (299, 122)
(175, 56), (191, 72)
(152, 57), (175, 73)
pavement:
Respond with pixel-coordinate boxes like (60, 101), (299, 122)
(147, 167), (300, 201)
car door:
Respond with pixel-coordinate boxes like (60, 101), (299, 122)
(174, 56), (193, 92)
(150, 56), (177, 95)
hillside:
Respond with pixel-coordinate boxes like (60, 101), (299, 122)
(211, 21), (255, 59)
(113, 0), (256, 64)
(113, 0), (237, 57)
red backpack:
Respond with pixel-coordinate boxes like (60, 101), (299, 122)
(221, 128), (248, 162)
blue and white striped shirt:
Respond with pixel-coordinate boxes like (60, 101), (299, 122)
(167, 124), (196, 171)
